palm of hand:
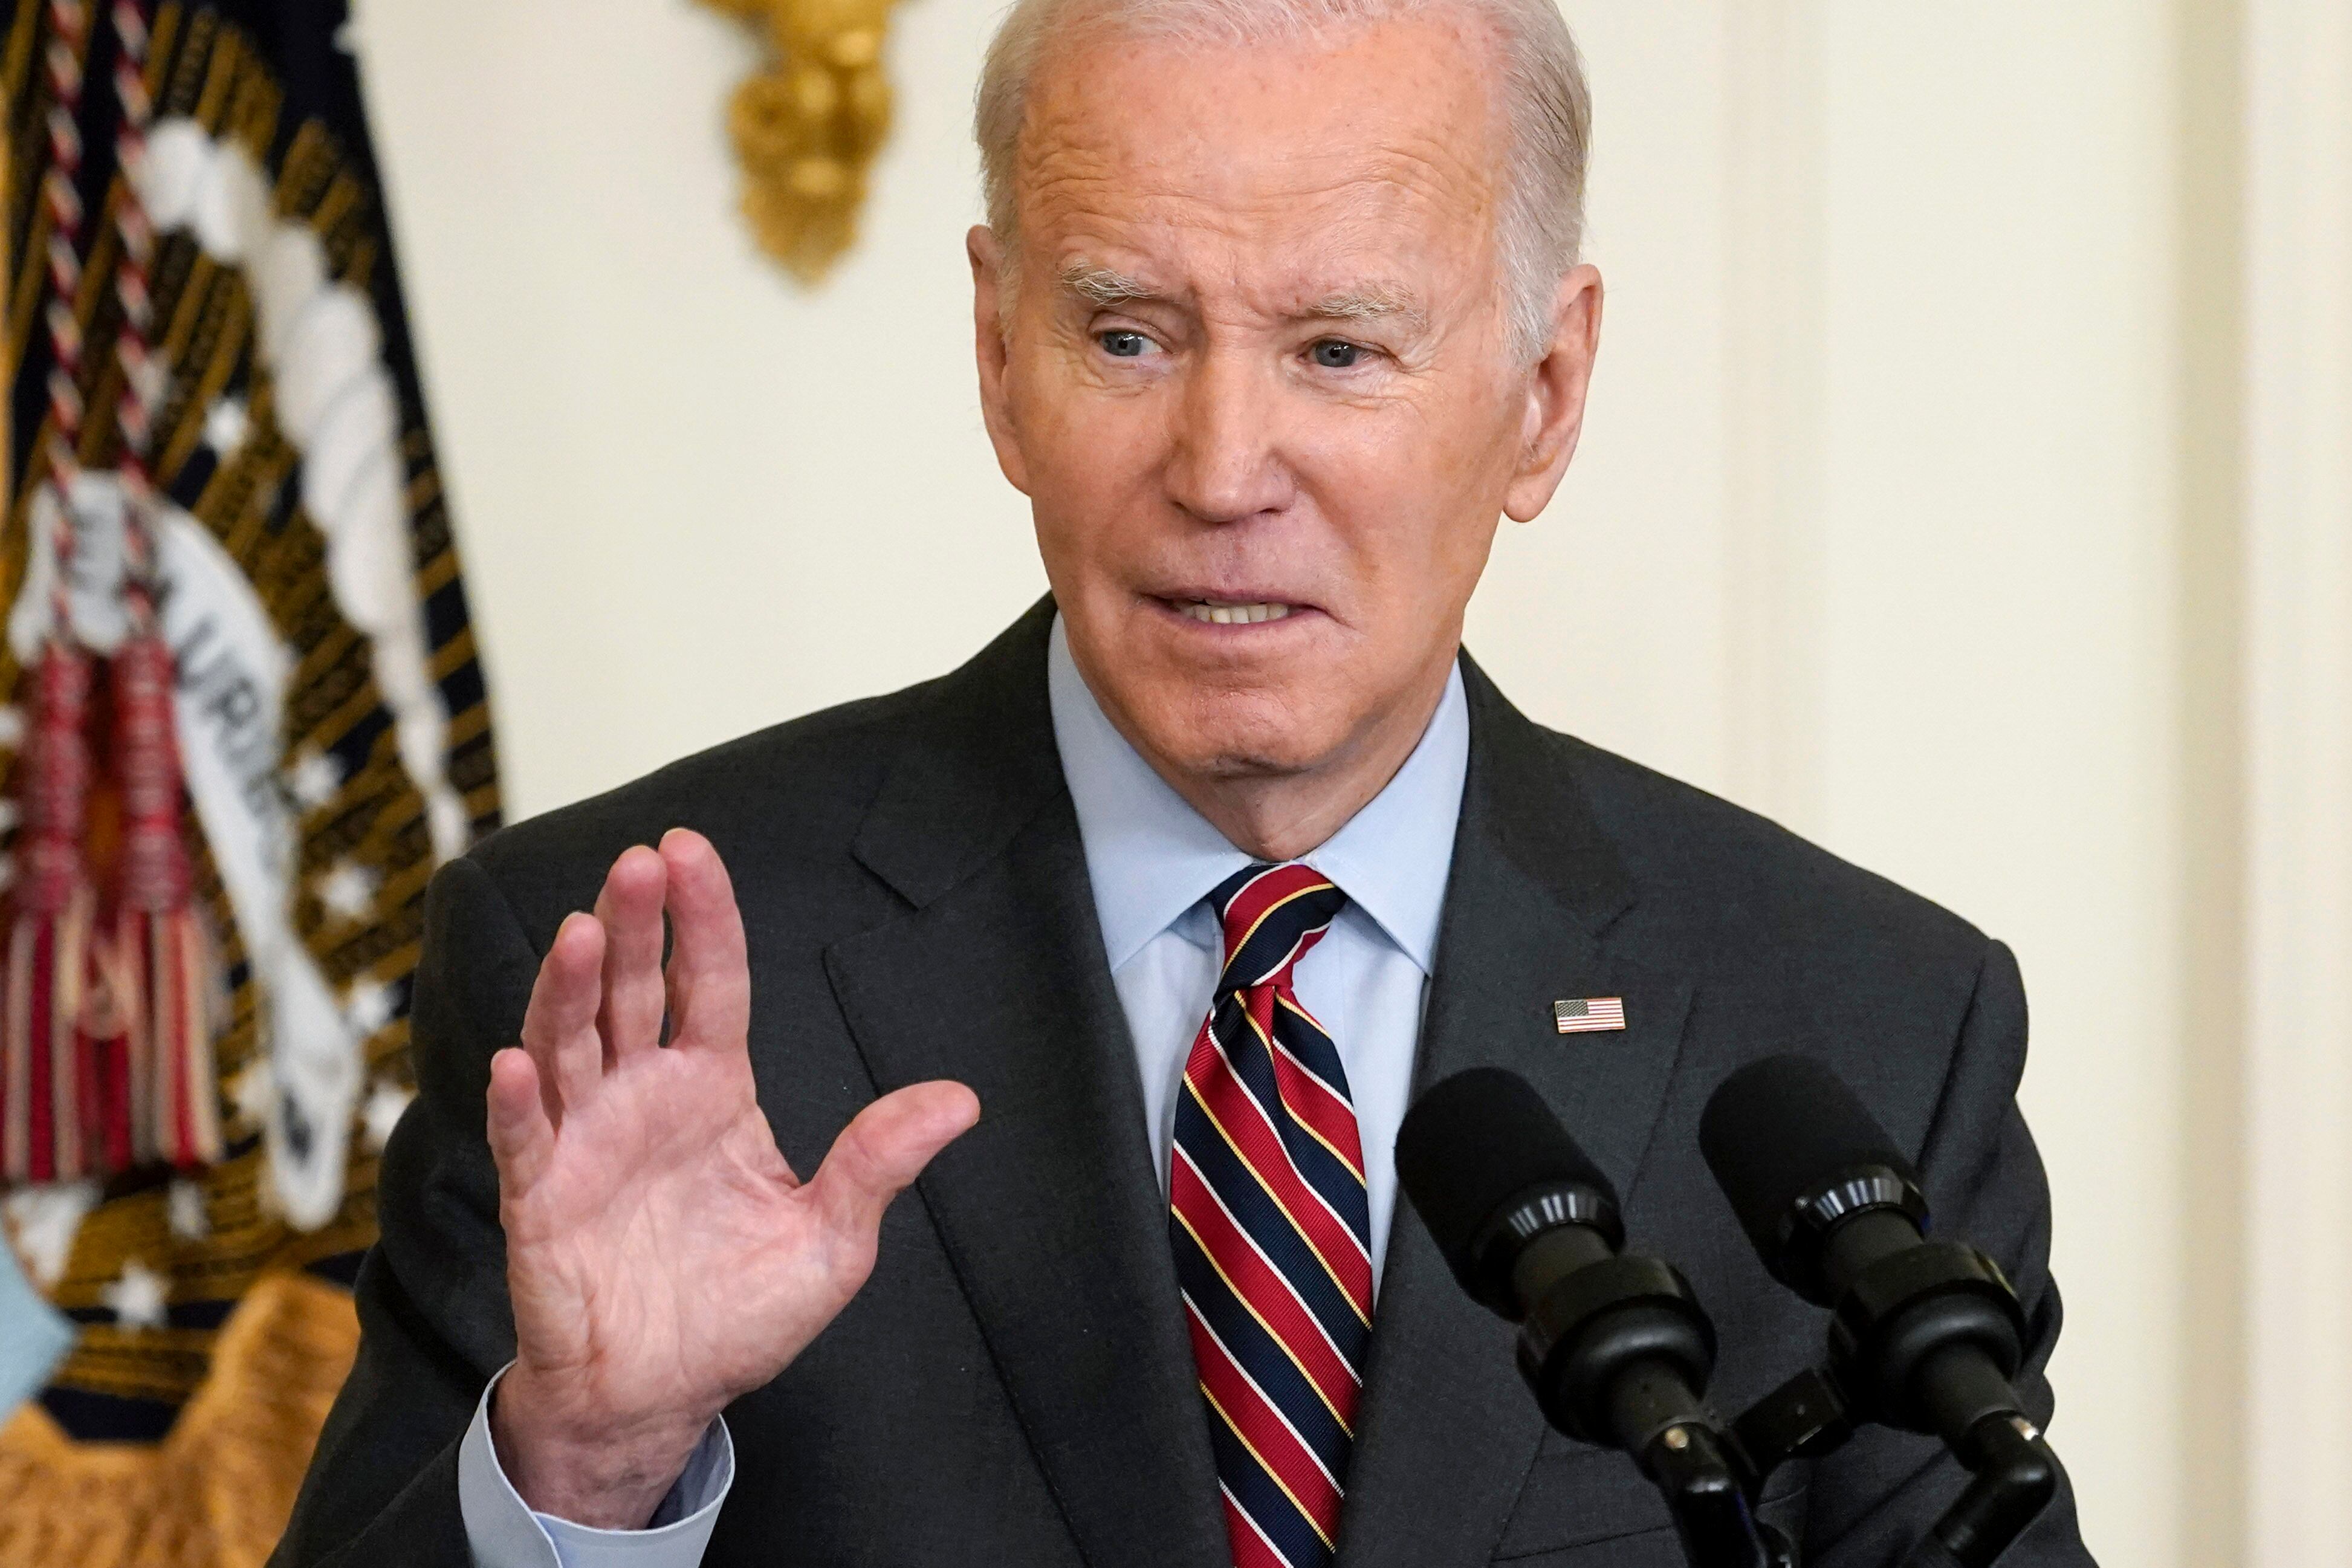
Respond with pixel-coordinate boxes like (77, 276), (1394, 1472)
(484, 830), (976, 1521)
(504, 1043), (838, 1424)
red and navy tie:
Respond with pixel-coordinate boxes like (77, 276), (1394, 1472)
(1170, 862), (1373, 1568)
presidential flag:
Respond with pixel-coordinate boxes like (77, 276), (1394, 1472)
(0, 2), (500, 1560)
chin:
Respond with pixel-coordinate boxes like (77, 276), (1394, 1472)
(1141, 696), (1351, 783)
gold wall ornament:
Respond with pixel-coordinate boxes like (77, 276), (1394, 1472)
(700, 0), (907, 283)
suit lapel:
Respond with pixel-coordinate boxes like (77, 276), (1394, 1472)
(824, 602), (1229, 1568)
(824, 618), (1694, 1568)
(1337, 657), (1697, 1568)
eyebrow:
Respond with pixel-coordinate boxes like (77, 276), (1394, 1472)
(1305, 281), (1428, 334)
(1057, 261), (1428, 334)
(1059, 262), (1164, 308)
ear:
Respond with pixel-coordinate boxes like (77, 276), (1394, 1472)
(970, 224), (1032, 496)
(1503, 264), (1604, 523)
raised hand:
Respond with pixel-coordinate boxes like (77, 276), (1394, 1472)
(482, 828), (978, 1528)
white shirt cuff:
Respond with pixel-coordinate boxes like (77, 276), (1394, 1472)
(456, 1363), (734, 1568)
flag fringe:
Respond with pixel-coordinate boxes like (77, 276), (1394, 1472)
(104, 629), (225, 1172)
(1, 644), (101, 1183)
(0, 636), (225, 1182)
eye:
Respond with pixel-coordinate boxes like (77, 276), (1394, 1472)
(1310, 339), (1366, 369)
(1098, 330), (1155, 358)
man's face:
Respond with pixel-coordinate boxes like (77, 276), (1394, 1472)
(973, 13), (1597, 796)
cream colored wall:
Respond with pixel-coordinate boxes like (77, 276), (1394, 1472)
(352, 0), (1040, 815)
(1809, 13), (2186, 1566)
(349, 3), (2315, 1564)
(2241, 1), (2352, 1560)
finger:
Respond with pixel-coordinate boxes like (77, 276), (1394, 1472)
(658, 829), (750, 1051)
(592, 846), (668, 1066)
(485, 1046), (556, 1193)
(809, 1080), (981, 1243)
(521, 912), (606, 1124)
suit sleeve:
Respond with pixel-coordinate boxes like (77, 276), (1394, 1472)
(1801, 939), (2099, 1567)
(270, 854), (539, 1566)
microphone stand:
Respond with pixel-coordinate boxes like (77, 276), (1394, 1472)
(1511, 1266), (2058, 1568)
(1506, 1244), (1795, 1568)
(1619, 1401), (1799, 1568)
(1720, 1365), (2063, 1568)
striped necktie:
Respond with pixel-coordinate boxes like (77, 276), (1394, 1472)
(1170, 861), (1373, 1568)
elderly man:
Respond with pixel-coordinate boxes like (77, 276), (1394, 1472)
(276, 2), (2094, 1565)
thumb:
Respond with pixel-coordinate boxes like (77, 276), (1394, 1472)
(809, 1080), (980, 1243)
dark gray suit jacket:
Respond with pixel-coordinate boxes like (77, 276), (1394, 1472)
(274, 601), (2095, 1566)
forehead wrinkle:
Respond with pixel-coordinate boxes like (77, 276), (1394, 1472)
(1023, 162), (1495, 332)
(1006, 14), (1520, 341)
(1015, 57), (1498, 238)
(1037, 141), (1489, 239)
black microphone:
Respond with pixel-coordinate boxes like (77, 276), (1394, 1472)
(1700, 1056), (2061, 1562)
(1398, 1068), (1777, 1568)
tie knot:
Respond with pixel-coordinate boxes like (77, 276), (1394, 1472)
(1210, 861), (1347, 994)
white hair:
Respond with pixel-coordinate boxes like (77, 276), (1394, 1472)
(974, 0), (1592, 363)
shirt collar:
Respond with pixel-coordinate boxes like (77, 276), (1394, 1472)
(1048, 614), (1468, 975)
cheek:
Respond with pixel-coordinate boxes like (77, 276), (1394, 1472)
(1295, 404), (1512, 597)
(1014, 355), (1167, 534)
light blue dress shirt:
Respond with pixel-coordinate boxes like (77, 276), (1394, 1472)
(457, 616), (1470, 1566)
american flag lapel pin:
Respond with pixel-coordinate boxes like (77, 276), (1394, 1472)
(1554, 996), (1627, 1034)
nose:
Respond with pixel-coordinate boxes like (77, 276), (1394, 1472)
(1162, 349), (1297, 525)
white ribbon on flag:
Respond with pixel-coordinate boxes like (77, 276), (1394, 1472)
(137, 114), (470, 865)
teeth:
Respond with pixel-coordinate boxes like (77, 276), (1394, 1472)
(1178, 601), (1294, 624)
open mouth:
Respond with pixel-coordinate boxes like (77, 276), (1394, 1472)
(1162, 598), (1298, 625)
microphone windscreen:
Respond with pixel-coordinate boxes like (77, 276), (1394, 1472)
(1395, 1067), (1616, 1269)
(1698, 1055), (1922, 1269)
